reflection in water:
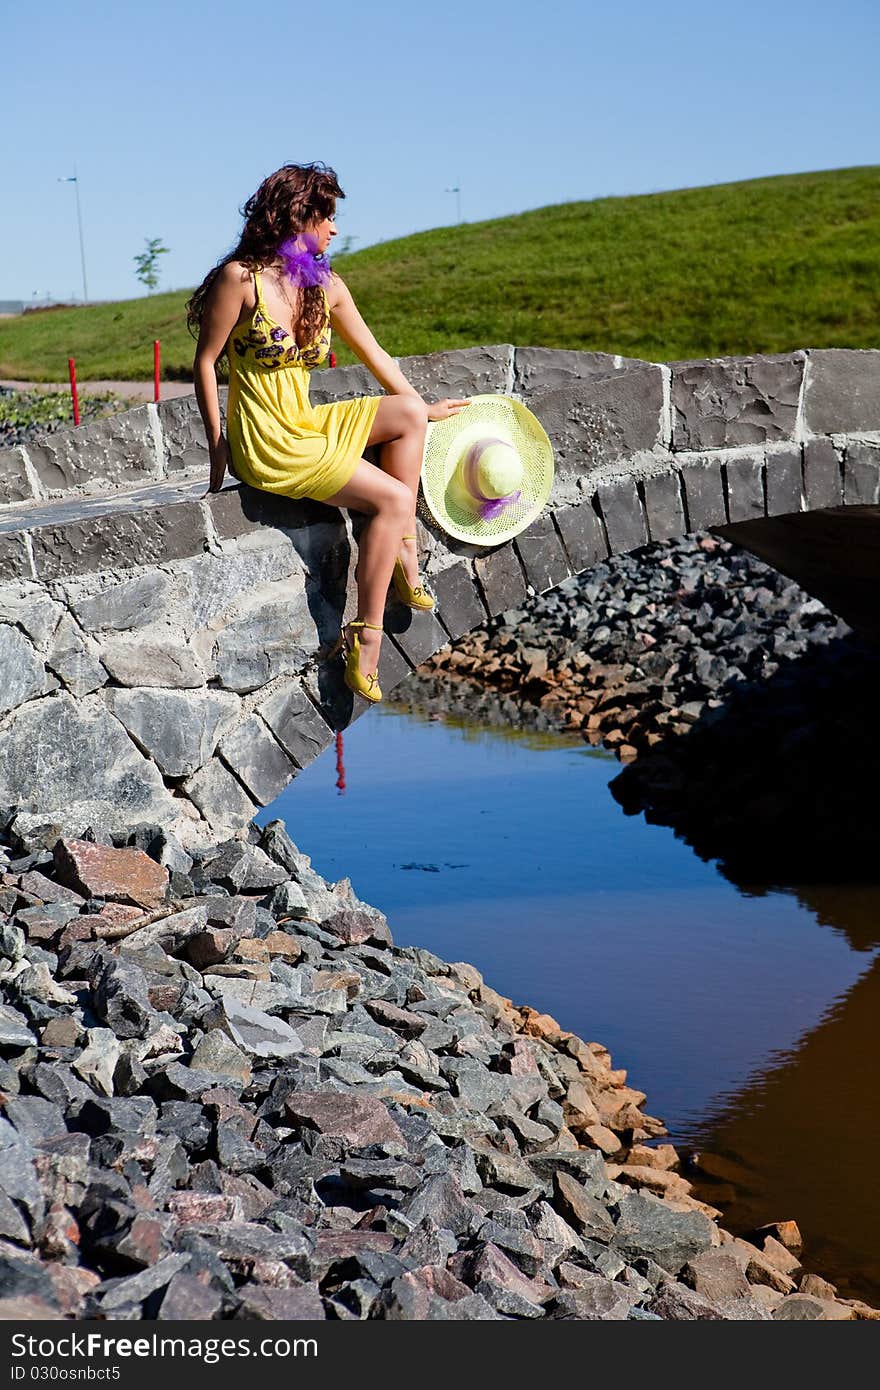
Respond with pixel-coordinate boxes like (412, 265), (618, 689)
(261, 698), (880, 1304)
(610, 633), (880, 885)
(606, 634), (880, 1299)
(690, 955), (880, 1303)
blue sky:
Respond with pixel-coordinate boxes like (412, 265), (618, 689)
(3, 0), (877, 303)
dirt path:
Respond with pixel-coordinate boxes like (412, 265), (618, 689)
(0, 379), (194, 402)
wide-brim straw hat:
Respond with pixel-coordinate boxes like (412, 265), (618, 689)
(419, 394), (554, 545)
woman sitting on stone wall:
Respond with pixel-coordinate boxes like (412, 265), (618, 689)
(187, 161), (468, 703)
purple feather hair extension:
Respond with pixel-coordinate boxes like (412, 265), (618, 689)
(278, 231), (333, 289)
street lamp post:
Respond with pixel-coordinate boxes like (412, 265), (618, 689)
(58, 170), (89, 304)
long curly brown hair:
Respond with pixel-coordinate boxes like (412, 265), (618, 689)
(186, 162), (344, 353)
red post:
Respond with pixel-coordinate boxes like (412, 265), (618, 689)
(68, 357), (80, 426)
(335, 730), (346, 794)
(329, 351), (337, 368)
(153, 340), (161, 403)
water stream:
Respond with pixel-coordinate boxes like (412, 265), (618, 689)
(258, 703), (880, 1304)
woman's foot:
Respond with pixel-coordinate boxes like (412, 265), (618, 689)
(396, 534), (420, 590)
(392, 535), (435, 611)
(337, 619), (383, 702)
(347, 619), (382, 679)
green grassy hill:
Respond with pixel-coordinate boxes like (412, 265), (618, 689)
(1, 166), (877, 382)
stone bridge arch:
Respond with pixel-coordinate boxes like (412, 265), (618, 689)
(0, 344), (877, 846)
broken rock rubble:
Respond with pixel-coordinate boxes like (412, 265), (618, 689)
(0, 812), (873, 1321)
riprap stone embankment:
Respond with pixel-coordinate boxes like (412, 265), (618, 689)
(0, 812), (874, 1321)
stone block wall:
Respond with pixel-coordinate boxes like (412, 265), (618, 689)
(0, 345), (877, 845)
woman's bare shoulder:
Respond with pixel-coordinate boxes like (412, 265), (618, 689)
(206, 260), (255, 317)
(218, 260), (253, 286)
(326, 268), (349, 311)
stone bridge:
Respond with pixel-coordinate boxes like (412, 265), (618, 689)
(0, 344), (878, 847)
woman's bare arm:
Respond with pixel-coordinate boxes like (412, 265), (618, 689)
(193, 263), (248, 492)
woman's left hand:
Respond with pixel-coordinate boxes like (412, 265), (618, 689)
(426, 398), (471, 421)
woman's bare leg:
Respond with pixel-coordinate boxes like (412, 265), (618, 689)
(320, 460), (412, 677)
(365, 396), (429, 587)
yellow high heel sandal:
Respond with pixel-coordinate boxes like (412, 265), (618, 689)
(392, 536), (435, 611)
(335, 620), (383, 703)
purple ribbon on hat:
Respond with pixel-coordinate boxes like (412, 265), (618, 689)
(278, 231), (333, 289)
(462, 438), (522, 521)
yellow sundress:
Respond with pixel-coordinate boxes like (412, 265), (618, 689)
(225, 268), (381, 501)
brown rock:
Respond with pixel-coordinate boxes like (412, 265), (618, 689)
(635, 1112), (668, 1138)
(761, 1234), (802, 1277)
(97, 902), (144, 927)
(519, 1007), (563, 1041)
(773, 1293), (855, 1320)
(182, 928), (236, 968)
(582, 1123), (625, 1156)
(205, 962), (271, 981)
(322, 909), (388, 946)
(448, 961), (483, 993)
(167, 1193), (244, 1226)
(663, 1193), (723, 1220)
(838, 1298), (880, 1320)
(557, 1034), (611, 1084)
(283, 1091), (404, 1147)
(753, 1218), (803, 1251)
(41, 1203), (80, 1260)
(46, 1265), (100, 1318)
(20, 910), (70, 943)
(159, 1272), (224, 1321)
(40, 1016), (82, 1048)
(232, 938), (270, 963)
(0, 1295), (63, 1320)
(595, 1087), (648, 1130)
(552, 1126), (583, 1152)
(235, 1284), (325, 1320)
(59, 919), (99, 948)
(130, 1184), (158, 1212)
(480, 983), (515, 1017)
(384, 1264), (475, 1319)
(147, 981), (186, 1013)
(558, 1261), (600, 1288)
(732, 1239), (797, 1294)
(365, 999), (428, 1037)
(628, 1143), (680, 1170)
(750, 1284), (786, 1313)
(219, 1173), (275, 1221)
(466, 1242), (553, 1306)
(312, 1230), (397, 1275)
(114, 1213), (167, 1268)
(310, 969), (360, 997)
(263, 931), (302, 962)
(683, 1248), (753, 1305)
(562, 1080), (600, 1129)
(241, 1259), (306, 1287)
(647, 1281), (725, 1320)
(798, 1272), (837, 1299)
(53, 838), (168, 909)
(615, 1164), (692, 1198)
(19, 870), (84, 906)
